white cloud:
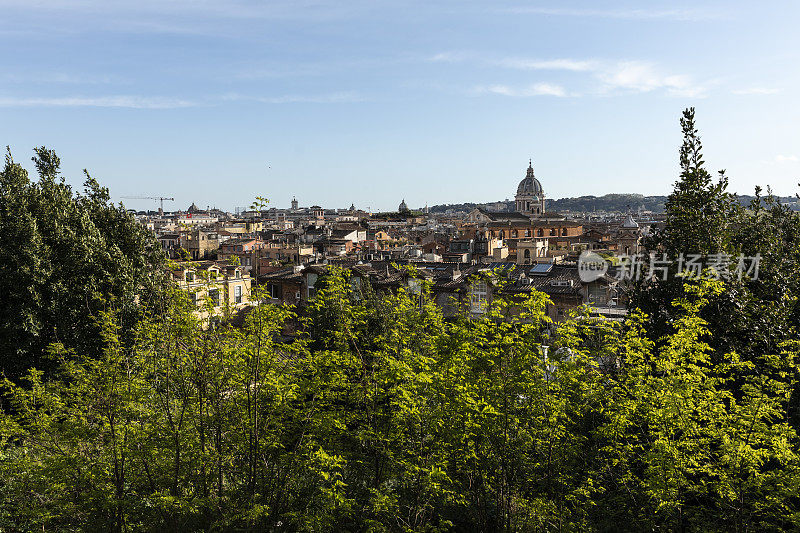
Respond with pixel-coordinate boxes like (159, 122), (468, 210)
(0, 95), (196, 108)
(774, 155), (799, 163)
(430, 53), (596, 72)
(596, 61), (706, 97)
(0, 0), (380, 40)
(495, 58), (598, 72)
(732, 87), (781, 95)
(475, 83), (567, 98)
(501, 58), (708, 96)
(223, 91), (363, 104)
(1, 0), (356, 18)
(2, 72), (119, 84)
(505, 7), (719, 21)
(0, 91), (363, 108)
(429, 51), (471, 63)
(443, 53), (707, 98)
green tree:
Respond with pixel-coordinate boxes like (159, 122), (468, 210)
(631, 109), (800, 371)
(631, 108), (740, 342)
(0, 147), (165, 378)
(591, 281), (800, 532)
(658, 108), (739, 256)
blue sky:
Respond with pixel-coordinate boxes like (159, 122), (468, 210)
(1, 1), (798, 212)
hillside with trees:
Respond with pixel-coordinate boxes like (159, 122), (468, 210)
(429, 193), (797, 214)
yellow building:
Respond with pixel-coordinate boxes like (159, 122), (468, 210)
(172, 261), (253, 323)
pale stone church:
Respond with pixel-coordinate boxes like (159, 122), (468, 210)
(515, 159), (546, 215)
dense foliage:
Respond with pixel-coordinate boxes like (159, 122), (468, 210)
(2, 110), (800, 532)
(0, 268), (798, 532)
(632, 109), (800, 364)
(0, 147), (165, 379)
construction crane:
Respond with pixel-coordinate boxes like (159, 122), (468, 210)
(120, 196), (175, 213)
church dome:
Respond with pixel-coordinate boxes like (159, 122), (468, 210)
(516, 161), (543, 197)
(621, 214), (639, 229)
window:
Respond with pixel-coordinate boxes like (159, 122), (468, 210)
(234, 285), (243, 304)
(268, 283), (282, 299)
(511, 230), (518, 238)
(307, 273), (318, 301)
(235, 269), (241, 279)
(549, 228), (556, 236)
(190, 291), (198, 305)
(537, 229), (543, 237)
(525, 229), (530, 237)
(185, 271), (195, 282)
(470, 280), (488, 314)
(524, 249), (531, 259)
(209, 288), (220, 306)
(209, 269), (218, 280)
(562, 227), (567, 236)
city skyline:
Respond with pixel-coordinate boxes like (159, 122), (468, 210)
(2, 0), (799, 211)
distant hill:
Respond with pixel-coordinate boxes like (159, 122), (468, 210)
(428, 194), (665, 214)
(548, 194), (666, 213)
(428, 193), (799, 214)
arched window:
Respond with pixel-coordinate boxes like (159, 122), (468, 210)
(511, 230), (518, 238)
(549, 228), (556, 236)
(524, 249), (530, 258)
(561, 227), (567, 236)
(525, 229), (530, 237)
(499, 230), (505, 239)
(537, 229), (543, 237)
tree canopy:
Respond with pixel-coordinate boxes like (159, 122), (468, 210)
(0, 147), (165, 378)
(2, 112), (800, 531)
